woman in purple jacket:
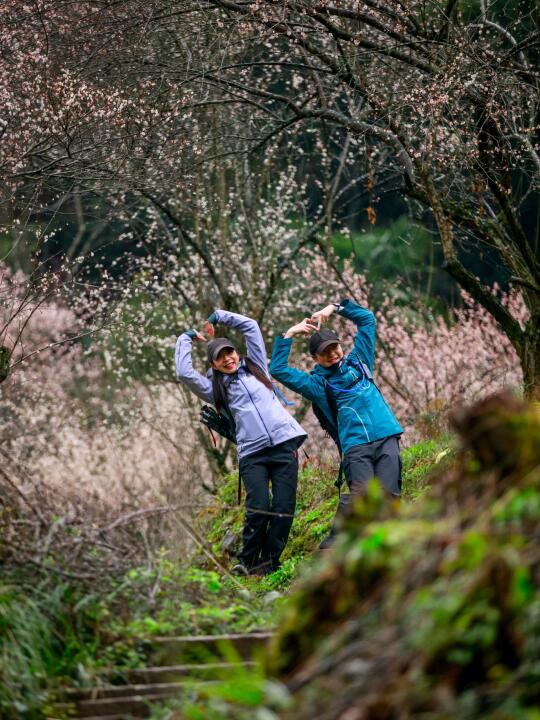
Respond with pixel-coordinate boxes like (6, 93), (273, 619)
(175, 309), (306, 576)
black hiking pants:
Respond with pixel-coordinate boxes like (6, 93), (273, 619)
(338, 435), (402, 515)
(321, 436), (401, 548)
(238, 439), (299, 572)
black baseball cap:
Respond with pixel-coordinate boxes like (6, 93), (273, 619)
(309, 329), (340, 356)
(207, 337), (236, 363)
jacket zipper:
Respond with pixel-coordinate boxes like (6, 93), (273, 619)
(239, 376), (273, 446)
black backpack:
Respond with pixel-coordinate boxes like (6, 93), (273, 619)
(311, 381), (345, 491)
(311, 355), (373, 492)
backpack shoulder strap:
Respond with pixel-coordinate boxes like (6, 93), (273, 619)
(309, 378), (345, 493)
(347, 353), (373, 380)
(323, 377), (338, 422)
(310, 377), (342, 452)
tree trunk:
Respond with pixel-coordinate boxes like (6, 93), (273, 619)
(0, 346), (9, 384)
(520, 320), (540, 402)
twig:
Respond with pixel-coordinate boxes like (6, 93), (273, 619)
(0, 466), (46, 525)
(27, 557), (96, 581)
(170, 511), (243, 586)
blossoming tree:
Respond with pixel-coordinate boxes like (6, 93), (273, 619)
(179, 0), (540, 397)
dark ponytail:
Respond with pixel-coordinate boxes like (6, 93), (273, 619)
(212, 371), (228, 413)
(211, 357), (274, 413)
(244, 357), (274, 393)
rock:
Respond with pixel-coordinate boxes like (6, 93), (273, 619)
(220, 529), (239, 555)
(263, 591), (282, 607)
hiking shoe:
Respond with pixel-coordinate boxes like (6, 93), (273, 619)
(318, 534), (335, 550)
(249, 564), (275, 577)
(230, 563), (249, 577)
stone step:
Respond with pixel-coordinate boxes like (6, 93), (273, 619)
(100, 660), (257, 684)
(51, 632), (272, 718)
(62, 679), (199, 701)
(150, 630), (273, 664)
(53, 687), (190, 718)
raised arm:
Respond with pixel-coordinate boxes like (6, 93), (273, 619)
(311, 299), (376, 372)
(208, 309), (268, 372)
(269, 318), (321, 402)
(269, 337), (320, 402)
(337, 299), (376, 372)
(175, 331), (215, 404)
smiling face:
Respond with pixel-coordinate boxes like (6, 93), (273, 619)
(313, 342), (344, 368)
(212, 348), (241, 374)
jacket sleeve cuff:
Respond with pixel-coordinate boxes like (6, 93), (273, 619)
(207, 311), (218, 325)
(275, 334), (293, 345)
(185, 329), (197, 338)
(336, 299), (351, 314)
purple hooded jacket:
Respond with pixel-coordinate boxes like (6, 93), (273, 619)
(175, 310), (306, 459)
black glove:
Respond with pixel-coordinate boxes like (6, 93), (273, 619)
(200, 405), (237, 444)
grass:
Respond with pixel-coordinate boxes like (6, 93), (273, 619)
(401, 435), (454, 500)
(0, 582), (106, 719)
(200, 435), (455, 594)
(1, 435), (454, 718)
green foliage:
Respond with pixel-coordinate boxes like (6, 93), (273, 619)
(106, 560), (270, 650)
(203, 439), (452, 595)
(262, 400), (540, 718)
(1, 436), (451, 717)
(258, 557), (303, 592)
(151, 664), (292, 720)
(0, 585), (52, 718)
(401, 436), (454, 500)
(332, 217), (453, 305)
(0, 583), (105, 719)
(177, 402), (540, 719)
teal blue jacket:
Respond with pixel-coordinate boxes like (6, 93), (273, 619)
(269, 300), (403, 453)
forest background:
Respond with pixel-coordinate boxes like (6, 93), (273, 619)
(0, 0), (539, 715)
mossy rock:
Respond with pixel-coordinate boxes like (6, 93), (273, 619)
(265, 393), (540, 719)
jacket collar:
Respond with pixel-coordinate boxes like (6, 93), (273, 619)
(312, 357), (344, 378)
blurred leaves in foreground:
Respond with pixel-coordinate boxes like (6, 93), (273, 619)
(180, 393), (540, 720)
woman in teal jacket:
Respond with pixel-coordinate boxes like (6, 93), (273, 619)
(269, 299), (403, 547)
